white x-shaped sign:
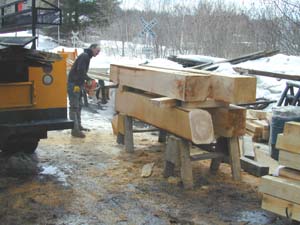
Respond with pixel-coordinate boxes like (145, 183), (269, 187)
(139, 17), (158, 38)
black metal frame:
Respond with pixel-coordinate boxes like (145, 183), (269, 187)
(277, 81), (300, 106)
(0, 0), (61, 49)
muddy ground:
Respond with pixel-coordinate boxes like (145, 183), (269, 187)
(0, 108), (295, 225)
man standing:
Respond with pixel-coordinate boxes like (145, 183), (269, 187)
(68, 44), (100, 138)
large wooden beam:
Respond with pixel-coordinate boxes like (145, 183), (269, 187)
(115, 90), (214, 144)
(259, 175), (300, 204)
(110, 64), (257, 104)
(110, 64), (211, 102)
(182, 68), (256, 104)
(206, 105), (246, 137)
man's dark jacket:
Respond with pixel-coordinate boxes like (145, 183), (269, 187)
(68, 48), (93, 85)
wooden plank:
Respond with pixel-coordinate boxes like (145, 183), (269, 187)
(276, 134), (300, 154)
(259, 175), (300, 204)
(150, 97), (177, 108)
(234, 67), (300, 81)
(279, 150), (300, 170)
(279, 167), (300, 182)
(115, 90), (214, 144)
(124, 115), (134, 153)
(110, 64), (211, 102)
(242, 136), (255, 159)
(228, 137), (241, 181)
(246, 120), (263, 134)
(180, 99), (229, 108)
(111, 114), (118, 135)
(262, 194), (300, 222)
(179, 138), (194, 189)
(247, 109), (268, 120)
(206, 106), (246, 137)
(133, 128), (159, 133)
(183, 68), (256, 104)
(190, 152), (224, 161)
(253, 120), (269, 129)
(240, 156), (269, 177)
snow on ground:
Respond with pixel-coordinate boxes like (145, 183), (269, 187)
(237, 54), (300, 75)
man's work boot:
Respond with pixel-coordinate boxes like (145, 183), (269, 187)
(79, 125), (90, 132)
(71, 111), (85, 138)
(71, 129), (86, 138)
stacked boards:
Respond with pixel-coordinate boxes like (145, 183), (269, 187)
(259, 121), (300, 221)
(246, 109), (270, 142)
(110, 64), (257, 144)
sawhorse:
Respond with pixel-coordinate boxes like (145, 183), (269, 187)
(117, 115), (241, 189)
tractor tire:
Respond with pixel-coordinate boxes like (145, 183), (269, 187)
(1, 139), (39, 154)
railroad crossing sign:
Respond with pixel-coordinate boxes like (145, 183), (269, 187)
(139, 17), (158, 39)
(71, 31), (79, 48)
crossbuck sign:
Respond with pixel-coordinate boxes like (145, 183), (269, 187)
(139, 17), (158, 39)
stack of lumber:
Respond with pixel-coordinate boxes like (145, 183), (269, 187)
(246, 109), (270, 142)
(110, 64), (257, 144)
(259, 121), (300, 221)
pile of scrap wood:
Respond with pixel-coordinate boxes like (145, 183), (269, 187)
(259, 121), (300, 222)
(110, 63), (257, 144)
(239, 135), (269, 177)
(246, 109), (271, 142)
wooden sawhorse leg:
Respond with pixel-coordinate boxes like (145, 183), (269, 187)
(210, 137), (241, 181)
(124, 115), (134, 153)
(164, 135), (194, 189)
(228, 137), (241, 181)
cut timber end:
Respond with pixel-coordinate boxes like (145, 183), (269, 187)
(189, 110), (214, 144)
(115, 90), (214, 144)
(262, 194), (300, 222)
(110, 64), (211, 102)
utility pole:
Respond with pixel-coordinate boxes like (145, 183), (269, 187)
(57, 0), (60, 44)
(32, 0), (37, 49)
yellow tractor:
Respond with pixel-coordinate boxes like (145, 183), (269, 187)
(0, 37), (73, 153)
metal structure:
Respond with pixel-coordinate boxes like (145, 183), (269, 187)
(0, 0), (62, 49)
(278, 81), (300, 106)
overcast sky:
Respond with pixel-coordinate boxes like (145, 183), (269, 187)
(120, 0), (260, 11)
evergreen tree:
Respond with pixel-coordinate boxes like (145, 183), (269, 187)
(60, 0), (120, 34)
